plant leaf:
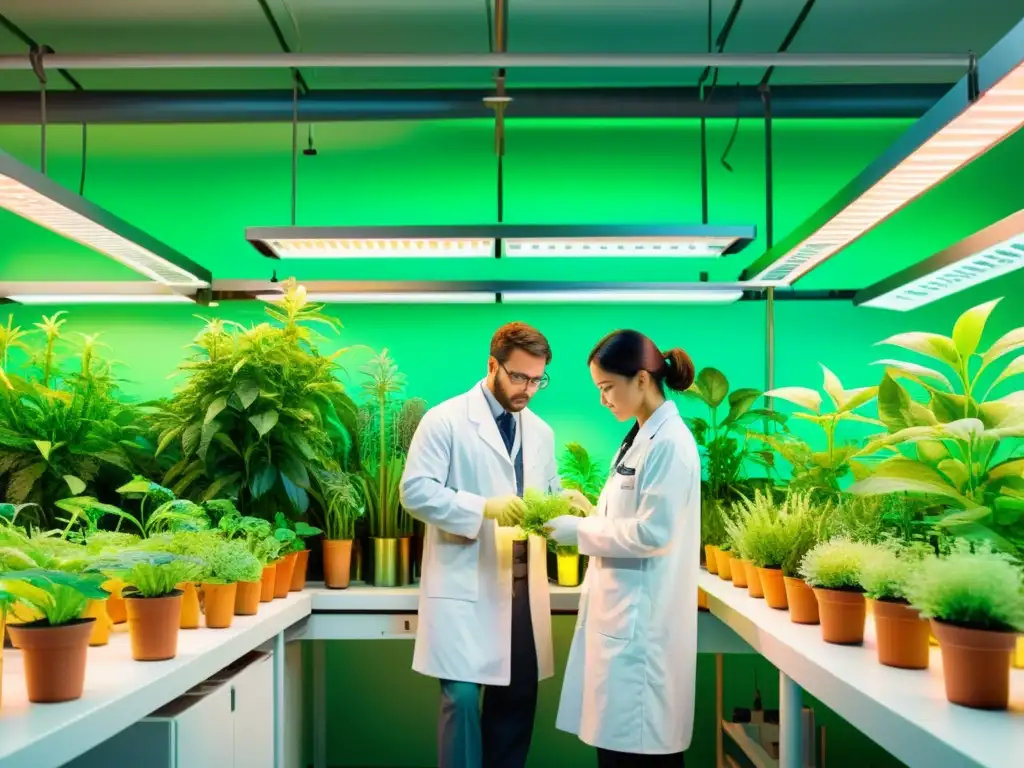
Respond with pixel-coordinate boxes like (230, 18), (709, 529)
(952, 298), (1000, 359)
(980, 326), (1024, 370)
(696, 368), (729, 409)
(937, 458), (969, 491)
(235, 379), (260, 410)
(936, 507), (992, 528)
(989, 353), (1024, 391)
(876, 332), (960, 370)
(248, 410), (279, 438)
(849, 457), (972, 506)
(33, 440), (53, 461)
(249, 461), (278, 499)
(929, 390), (974, 424)
(155, 425), (184, 457)
(987, 457), (1024, 482)
(205, 396), (228, 425)
(917, 440), (949, 464)
(821, 365), (844, 410)
(764, 386), (821, 414)
(63, 475), (86, 495)
(871, 359), (953, 391)
(724, 388), (761, 425)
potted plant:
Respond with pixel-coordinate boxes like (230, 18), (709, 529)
(905, 545), (1024, 709)
(252, 534), (284, 602)
(318, 469), (364, 589)
(201, 539), (263, 628)
(285, 517), (324, 591)
(860, 542), (933, 669)
(779, 493), (828, 625)
(4, 569), (108, 702)
(558, 442), (607, 585)
(215, 508), (271, 613)
(521, 489), (585, 587)
(269, 515), (301, 598)
(722, 510), (749, 590)
(701, 499), (725, 575)
(737, 490), (799, 609)
(799, 537), (877, 644)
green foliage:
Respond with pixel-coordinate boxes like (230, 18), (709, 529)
(905, 544), (1024, 632)
(859, 541), (933, 602)
(521, 488), (582, 554)
(1, 569), (108, 625)
(149, 278), (359, 518)
(701, 498), (730, 549)
(737, 489), (821, 574)
(558, 443), (607, 504)
(93, 551), (204, 598)
(204, 539), (262, 584)
(798, 537), (877, 590)
(317, 469), (363, 540)
(273, 511), (321, 553)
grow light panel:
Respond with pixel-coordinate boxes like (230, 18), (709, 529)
(501, 289), (744, 304)
(0, 150), (211, 291)
(0, 281), (200, 305)
(7, 293), (193, 305)
(855, 209), (1024, 311)
(744, 18), (1024, 286)
(257, 291), (496, 304)
(246, 225), (756, 260)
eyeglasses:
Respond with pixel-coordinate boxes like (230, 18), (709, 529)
(500, 362), (549, 390)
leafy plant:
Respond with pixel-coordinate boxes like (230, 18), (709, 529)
(521, 488), (583, 555)
(737, 490), (820, 574)
(150, 278), (359, 518)
(1, 569), (108, 625)
(273, 511), (321, 554)
(558, 443), (607, 504)
(904, 543), (1024, 632)
(798, 537), (877, 590)
(317, 469), (363, 540)
(204, 539), (262, 584)
(859, 540), (933, 602)
(93, 551), (204, 598)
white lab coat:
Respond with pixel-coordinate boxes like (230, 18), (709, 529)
(400, 382), (560, 686)
(556, 400), (700, 754)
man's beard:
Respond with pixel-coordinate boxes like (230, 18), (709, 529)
(494, 376), (530, 413)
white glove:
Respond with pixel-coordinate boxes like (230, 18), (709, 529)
(545, 515), (582, 546)
(484, 495), (526, 527)
(561, 489), (595, 516)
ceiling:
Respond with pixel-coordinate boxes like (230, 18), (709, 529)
(0, 0), (1020, 91)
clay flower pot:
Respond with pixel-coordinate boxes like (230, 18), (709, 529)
(704, 545), (720, 574)
(757, 567), (788, 609)
(104, 579), (128, 624)
(82, 598), (113, 647)
(203, 582), (238, 629)
(323, 539), (354, 589)
(931, 619), (1018, 709)
(872, 599), (930, 670)
(731, 559), (749, 589)
(178, 582), (201, 629)
(274, 553), (298, 598)
(697, 587), (709, 611)
(713, 549), (734, 581)
(814, 588), (866, 645)
(234, 581), (262, 616)
(290, 549), (310, 591)
(7, 619), (95, 703)
(126, 591), (183, 661)
(745, 561), (764, 599)
(783, 577), (820, 625)
(260, 564), (277, 603)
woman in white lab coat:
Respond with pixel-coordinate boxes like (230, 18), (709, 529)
(546, 329), (701, 768)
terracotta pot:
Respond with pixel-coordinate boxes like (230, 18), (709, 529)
(234, 581), (262, 616)
(872, 599), (930, 670)
(178, 582), (201, 629)
(82, 599), (112, 646)
(274, 553), (298, 598)
(931, 619), (1018, 709)
(745, 561), (764, 599)
(125, 591), (183, 661)
(1015, 637), (1024, 669)
(7, 619), (95, 703)
(784, 577), (820, 625)
(104, 579), (127, 624)
(290, 548), (310, 591)
(323, 539), (354, 589)
(731, 559), (749, 588)
(260, 564), (277, 602)
(704, 545), (720, 574)
(757, 567), (788, 609)
(713, 549), (734, 581)
(814, 588), (866, 644)
(697, 587), (709, 611)
(202, 582), (238, 629)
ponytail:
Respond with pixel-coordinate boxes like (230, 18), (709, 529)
(589, 330), (695, 394)
(662, 348), (695, 392)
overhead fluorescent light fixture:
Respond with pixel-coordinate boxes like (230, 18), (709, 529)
(501, 289), (744, 304)
(0, 150), (211, 291)
(855, 209), (1024, 311)
(0, 281), (200, 305)
(744, 18), (1024, 286)
(246, 225), (756, 260)
(256, 291), (496, 304)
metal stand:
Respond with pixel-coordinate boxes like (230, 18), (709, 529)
(779, 672), (804, 768)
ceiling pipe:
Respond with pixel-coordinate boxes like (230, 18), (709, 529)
(0, 85), (947, 124)
(0, 52), (971, 71)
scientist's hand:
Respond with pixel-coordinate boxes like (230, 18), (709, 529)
(561, 489), (595, 516)
(545, 515), (582, 546)
(484, 495), (527, 527)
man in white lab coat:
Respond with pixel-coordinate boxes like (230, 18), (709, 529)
(400, 322), (560, 768)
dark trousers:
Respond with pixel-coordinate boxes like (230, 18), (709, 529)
(597, 748), (686, 767)
(438, 577), (538, 768)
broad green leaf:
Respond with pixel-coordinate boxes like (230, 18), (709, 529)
(821, 365), (844, 409)
(936, 507), (992, 528)
(877, 374), (914, 431)
(917, 440), (949, 464)
(765, 386), (821, 414)
(877, 332), (960, 369)
(990, 353), (1024, 391)
(980, 326), (1024, 370)
(952, 298), (1001, 359)
(33, 440), (53, 461)
(155, 424), (184, 457)
(942, 418), (985, 443)
(63, 475), (86, 495)
(279, 451), (310, 490)
(839, 386), (878, 414)
(849, 457), (972, 506)
(696, 368), (729, 409)
(993, 497), (1024, 526)
(937, 459), (969, 491)
(929, 390), (974, 423)
(205, 396), (228, 425)
(198, 419), (220, 462)
(235, 379), (260, 410)
(248, 410), (279, 438)
(862, 425), (943, 456)
(849, 460), (872, 481)
(986, 409), (1024, 439)
(181, 422), (202, 457)
(724, 388), (761, 425)
(249, 462), (277, 499)
(200, 472), (242, 502)
(871, 359), (953, 390)
(213, 433), (241, 457)
(987, 457), (1024, 482)
(280, 473), (310, 514)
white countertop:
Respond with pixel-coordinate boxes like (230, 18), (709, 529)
(306, 581), (583, 612)
(0, 594), (312, 768)
(698, 571), (1023, 768)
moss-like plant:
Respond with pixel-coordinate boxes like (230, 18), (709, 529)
(799, 537), (878, 591)
(204, 539), (262, 584)
(521, 488), (583, 555)
(904, 544), (1024, 632)
(859, 541), (932, 602)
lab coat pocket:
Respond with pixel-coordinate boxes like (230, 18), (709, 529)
(587, 560), (641, 641)
(425, 532), (480, 601)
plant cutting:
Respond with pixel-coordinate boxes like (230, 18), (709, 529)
(521, 489), (585, 586)
(799, 537), (878, 644)
(860, 542), (933, 669)
(905, 544), (1024, 709)
(200, 539), (262, 628)
(317, 469), (364, 589)
(3, 569), (108, 702)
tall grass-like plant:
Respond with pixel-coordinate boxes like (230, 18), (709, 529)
(318, 469), (363, 540)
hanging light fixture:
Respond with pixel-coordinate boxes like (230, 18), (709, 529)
(500, 288), (744, 304)
(854, 209), (1024, 310)
(0, 281), (202, 304)
(257, 290), (497, 304)
(743, 17), (1024, 286)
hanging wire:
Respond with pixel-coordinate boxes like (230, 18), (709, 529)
(29, 45), (50, 175)
(79, 123), (88, 195)
(291, 73), (299, 226)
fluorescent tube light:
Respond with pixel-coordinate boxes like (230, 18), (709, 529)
(0, 281), (202, 305)
(855, 209), (1024, 311)
(501, 290), (744, 304)
(257, 291), (497, 304)
(246, 225), (756, 260)
(744, 19), (1024, 286)
(0, 150), (211, 290)
(6, 293), (193, 305)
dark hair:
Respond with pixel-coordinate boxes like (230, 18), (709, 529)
(490, 322), (552, 364)
(588, 329), (694, 393)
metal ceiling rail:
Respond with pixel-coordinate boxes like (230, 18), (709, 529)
(0, 52), (971, 71)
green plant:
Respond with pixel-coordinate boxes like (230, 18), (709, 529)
(1, 569), (108, 625)
(859, 541), (933, 602)
(521, 488), (583, 555)
(93, 552), (204, 598)
(798, 537), (878, 590)
(736, 490), (820, 574)
(317, 469), (363, 540)
(150, 278), (359, 517)
(273, 511), (321, 553)
(204, 539), (262, 584)
(558, 442), (607, 504)
(904, 543), (1024, 632)
(701, 498), (730, 549)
